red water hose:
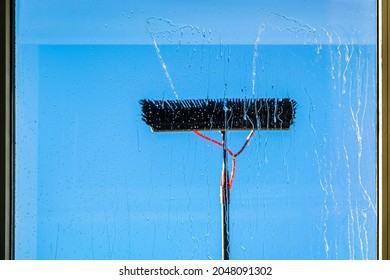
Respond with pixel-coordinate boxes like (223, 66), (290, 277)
(193, 130), (254, 190)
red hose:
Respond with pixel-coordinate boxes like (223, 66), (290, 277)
(193, 130), (254, 191)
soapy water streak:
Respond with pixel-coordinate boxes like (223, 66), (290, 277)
(147, 18), (215, 100)
(252, 25), (263, 98)
(348, 51), (374, 260)
(147, 19), (180, 100)
(151, 38), (179, 100)
(324, 38), (375, 259)
(348, 51), (376, 214)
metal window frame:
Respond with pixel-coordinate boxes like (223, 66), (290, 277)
(1, 0), (14, 260)
(1, 0), (388, 260)
(379, 0), (390, 260)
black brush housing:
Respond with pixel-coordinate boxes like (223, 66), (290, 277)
(140, 98), (297, 132)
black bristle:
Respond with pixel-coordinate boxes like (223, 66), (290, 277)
(139, 98), (297, 132)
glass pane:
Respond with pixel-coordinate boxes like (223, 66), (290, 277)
(15, 0), (377, 259)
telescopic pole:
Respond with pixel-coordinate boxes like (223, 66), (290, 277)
(221, 130), (230, 260)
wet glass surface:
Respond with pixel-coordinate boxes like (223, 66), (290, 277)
(15, 0), (377, 259)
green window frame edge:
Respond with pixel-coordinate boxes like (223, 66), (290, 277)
(0, 0), (389, 260)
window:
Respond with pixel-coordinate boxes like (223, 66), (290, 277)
(2, 0), (387, 260)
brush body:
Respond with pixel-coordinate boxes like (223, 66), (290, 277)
(140, 98), (296, 132)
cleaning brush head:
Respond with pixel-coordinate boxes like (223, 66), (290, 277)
(140, 98), (297, 132)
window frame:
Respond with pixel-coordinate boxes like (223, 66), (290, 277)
(379, 0), (390, 260)
(1, 0), (388, 260)
(1, 0), (14, 260)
